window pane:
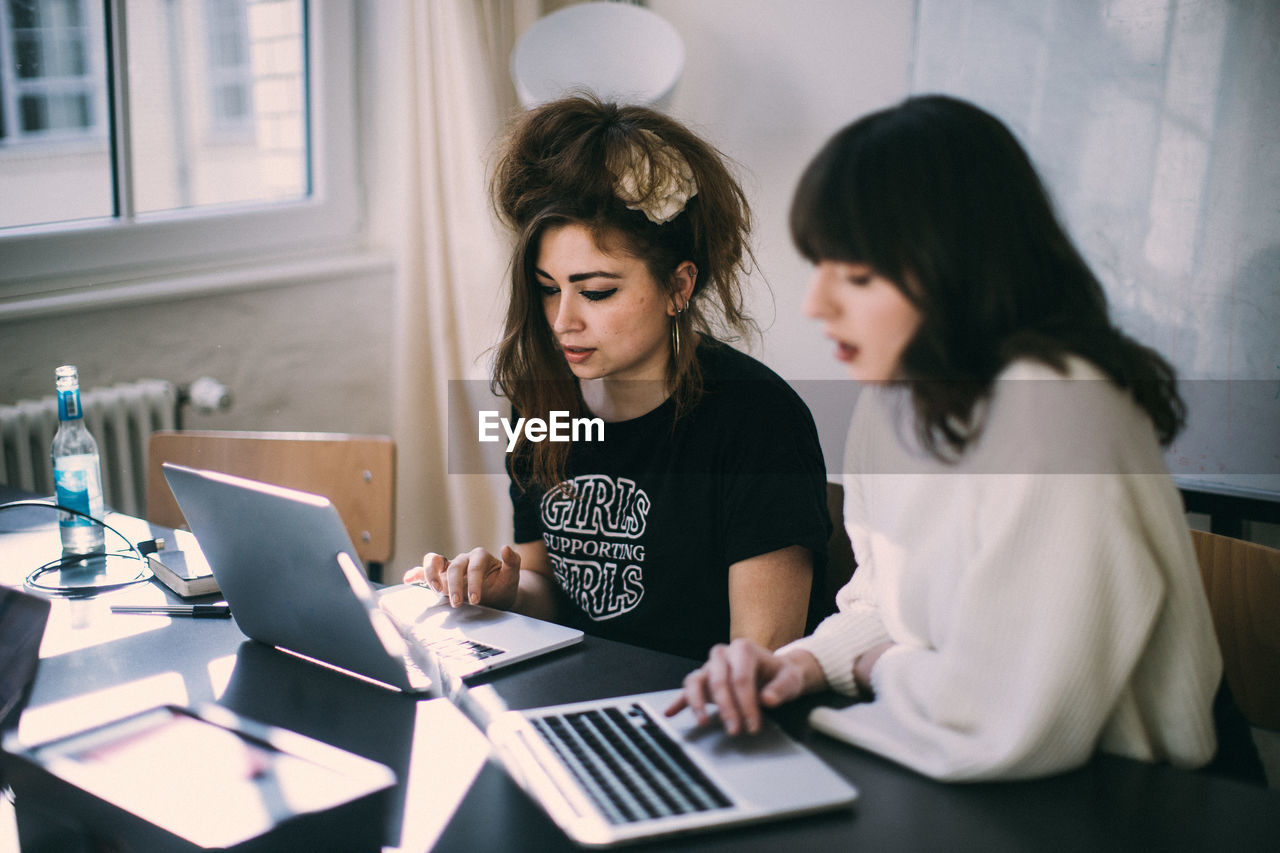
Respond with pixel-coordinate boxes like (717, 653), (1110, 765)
(8, 0), (34, 28)
(128, 0), (309, 215)
(45, 0), (83, 28)
(53, 32), (88, 75)
(19, 95), (45, 131)
(0, 0), (112, 230)
(14, 33), (42, 78)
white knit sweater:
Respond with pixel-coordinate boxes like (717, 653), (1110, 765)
(781, 357), (1221, 781)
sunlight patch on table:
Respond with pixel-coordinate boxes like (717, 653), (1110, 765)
(207, 653), (238, 700)
(39, 593), (172, 658)
(16, 672), (190, 747)
(389, 698), (490, 852)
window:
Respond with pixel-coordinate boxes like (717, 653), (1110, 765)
(0, 0), (110, 225)
(0, 0), (106, 141)
(205, 0), (255, 132)
(0, 0), (359, 295)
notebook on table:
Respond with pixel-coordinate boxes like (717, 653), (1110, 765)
(161, 463), (583, 694)
(377, 599), (860, 848)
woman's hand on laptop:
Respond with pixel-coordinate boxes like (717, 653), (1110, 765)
(403, 546), (521, 610)
(665, 639), (826, 736)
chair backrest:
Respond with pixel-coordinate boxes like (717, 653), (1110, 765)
(1190, 528), (1280, 731)
(146, 430), (395, 569)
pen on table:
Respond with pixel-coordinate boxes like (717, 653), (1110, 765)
(110, 604), (232, 619)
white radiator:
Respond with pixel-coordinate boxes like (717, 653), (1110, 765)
(0, 379), (179, 518)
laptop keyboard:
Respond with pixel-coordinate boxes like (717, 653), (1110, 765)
(418, 634), (505, 662)
(402, 634), (505, 686)
(530, 703), (733, 825)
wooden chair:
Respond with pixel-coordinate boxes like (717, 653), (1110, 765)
(146, 430), (396, 577)
(1189, 529), (1280, 732)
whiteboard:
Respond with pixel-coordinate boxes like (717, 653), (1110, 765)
(911, 0), (1280, 498)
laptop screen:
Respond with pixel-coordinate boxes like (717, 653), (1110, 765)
(0, 587), (51, 739)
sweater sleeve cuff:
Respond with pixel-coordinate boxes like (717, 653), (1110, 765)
(778, 610), (892, 696)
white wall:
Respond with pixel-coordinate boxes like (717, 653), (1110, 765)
(0, 267), (395, 434)
(652, 0), (915, 381)
(645, 0), (914, 471)
(909, 0), (1280, 503)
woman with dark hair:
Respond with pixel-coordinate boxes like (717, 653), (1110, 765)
(670, 95), (1232, 781)
(404, 95), (830, 660)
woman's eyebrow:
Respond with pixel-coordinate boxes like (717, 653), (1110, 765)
(568, 270), (622, 283)
(535, 267), (623, 284)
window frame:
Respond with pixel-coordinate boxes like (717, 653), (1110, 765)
(0, 0), (361, 297)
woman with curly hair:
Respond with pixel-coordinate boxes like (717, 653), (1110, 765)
(405, 95), (830, 660)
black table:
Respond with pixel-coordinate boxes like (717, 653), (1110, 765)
(4, 492), (1279, 852)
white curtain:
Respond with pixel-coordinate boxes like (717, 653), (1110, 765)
(365, 1), (541, 573)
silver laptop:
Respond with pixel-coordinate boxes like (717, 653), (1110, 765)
(161, 463), (583, 693)
(380, 603), (859, 848)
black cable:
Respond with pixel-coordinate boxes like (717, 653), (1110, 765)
(0, 500), (155, 597)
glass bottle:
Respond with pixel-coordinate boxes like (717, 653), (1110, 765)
(52, 365), (105, 555)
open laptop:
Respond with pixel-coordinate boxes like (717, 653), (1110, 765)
(374, 599), (859, 848)
(0, 586), (52, 778)
(161, 463), (582, 694)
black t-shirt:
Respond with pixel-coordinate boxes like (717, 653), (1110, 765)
(511, 340), (830, 660)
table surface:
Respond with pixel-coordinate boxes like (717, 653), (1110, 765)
(3, 490), (1279, 852)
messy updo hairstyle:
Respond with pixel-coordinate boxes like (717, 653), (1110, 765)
(789, 94), (1184, 459)
(491, 94), (757, 490)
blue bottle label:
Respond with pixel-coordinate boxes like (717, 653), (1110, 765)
(54, 456), (101, 527)
(58, 388), (82, 420)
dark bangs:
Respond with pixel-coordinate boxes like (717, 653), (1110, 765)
(789, 126), (871, 266)
(788, 114), (920, 290)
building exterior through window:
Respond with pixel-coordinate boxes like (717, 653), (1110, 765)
(0, 0), (307, 231)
